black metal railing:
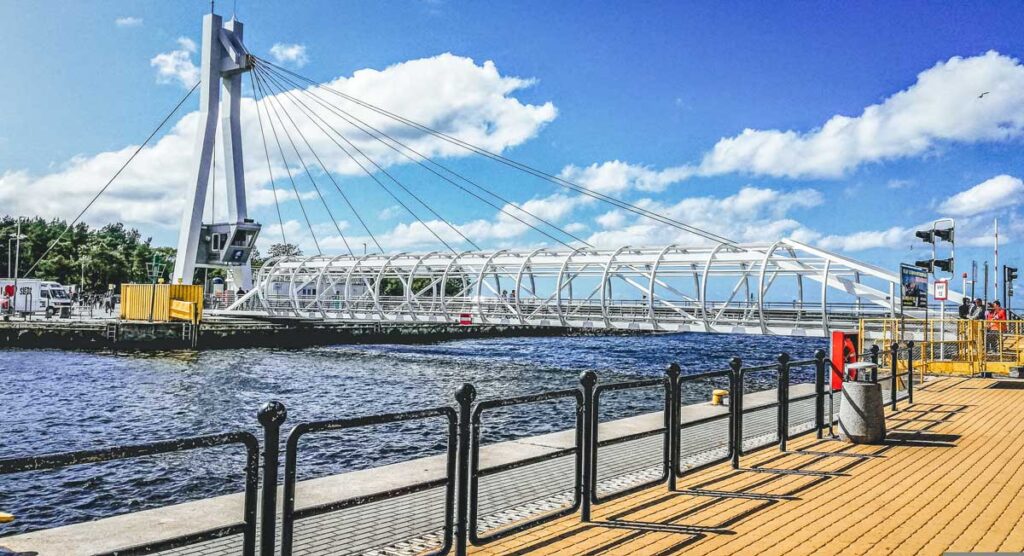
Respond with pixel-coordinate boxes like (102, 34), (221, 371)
(588, 375), (670, 505)
(0, 432), (260, 556)
(3, 345), (925, 556)
(467, 386), (583, 544)
(279, 406), (457, 556)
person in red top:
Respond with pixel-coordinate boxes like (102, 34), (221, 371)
(986, 301), (1008, 353)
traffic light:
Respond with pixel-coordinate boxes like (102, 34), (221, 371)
(934, 258), (954, 273)
(1006, 266), (1019, 282)
(914, 230), (935, 244)
(915, 259), (934, 273)
(934, 227), (954, 243)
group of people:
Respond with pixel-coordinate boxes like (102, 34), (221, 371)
(958, 297), (1008, 325)
(958, 297), (1009, 353)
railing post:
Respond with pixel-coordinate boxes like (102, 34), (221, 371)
(906, 340), (915, 404)
(890, 342), (899, 411)
(814, 349), (826, 439)
(665, 363), (681, 491)
(730, 357), (743, 469)
(870, 344), (880, 383)
(777, 353), (791, 452)
(454, 383), (476, 556)
(578, 371), (597, 521)
(257, 401), (287, 556)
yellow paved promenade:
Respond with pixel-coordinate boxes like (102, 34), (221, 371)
(472, 378), (1024, 555)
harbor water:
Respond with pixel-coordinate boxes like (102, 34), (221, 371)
(0, 333), (820, 535)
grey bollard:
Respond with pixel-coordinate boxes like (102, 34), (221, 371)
(838, 382), (886, 443)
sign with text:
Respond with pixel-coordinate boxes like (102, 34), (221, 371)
(934, 279), (948, 301)
(901, 264), (928, 309)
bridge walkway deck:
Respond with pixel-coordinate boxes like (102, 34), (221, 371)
(470, 377), (1024, 555)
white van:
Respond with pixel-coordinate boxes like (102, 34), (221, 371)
(0, 279), (73, 317)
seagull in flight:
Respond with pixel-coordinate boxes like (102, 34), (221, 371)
(978, 91), (990, 98)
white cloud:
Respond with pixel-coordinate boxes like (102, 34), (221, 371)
(817, 227), (911, 252)
(596, 210), (626, 229)
(559, 160), (693, 195)
(115, 16), (143, 28)
(697, 51), (1024, 179)
(584, 187), (824, 247)
(0, 54), (557, 237)
(150, 37), (199, 88)
(377, 205), (403, 220)
(938, 174), (1023, 216)
(269, 43), (309, 68)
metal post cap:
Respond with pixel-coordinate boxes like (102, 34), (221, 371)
(814, 349), (827, 360)
(257, 401), (287, 427)
(665, 363), (681, 378)
(777, 352), (791, 365)
(455, 383), (476, 404)
(729, 356), (743, 370)
(579, 370), (598, 387)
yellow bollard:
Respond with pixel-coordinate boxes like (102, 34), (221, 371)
(0, 511), (14, 523)
(711, 389), (729, 406)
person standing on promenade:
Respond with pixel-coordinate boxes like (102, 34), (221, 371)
(959, 297), (971, 319)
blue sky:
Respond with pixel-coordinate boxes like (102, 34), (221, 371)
(1, 0), (1022, 281)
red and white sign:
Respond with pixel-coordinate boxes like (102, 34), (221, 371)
(459, 313), (473, 326)
(934, 279), (948, 301)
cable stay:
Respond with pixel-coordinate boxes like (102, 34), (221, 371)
(22, 82), (201, 278)
(249, 73), (289, 245)
(256, 61), (590, 250)
(250, 72), (382, 254)
(251, 72), (324, 255)
(253, 71), (354, 255)
(256, 57), (740, 248)
(253, 65), (472, 254)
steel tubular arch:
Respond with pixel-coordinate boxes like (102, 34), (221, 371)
(0, 432), (260, 556)
(407, 251), (439, 321)
(475, 249), (509, 325)
(343, 253), (375, 320)
(648, 244), (679, 330)
(439, 251), (474, 323)
(372, 252), (408, 320)
(514, 247), (548, 325)
(756, 241), (785, 335)
(600, 246), (631, 329)
(280, 406), (458, 556)
(700, 243), (727, 332)
(555, 247), (592, 328)
(468, 388), (584, 545)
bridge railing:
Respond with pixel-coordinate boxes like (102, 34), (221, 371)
(4, 347), (915, 555)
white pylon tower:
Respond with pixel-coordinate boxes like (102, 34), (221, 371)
(173, 11), (261, 289)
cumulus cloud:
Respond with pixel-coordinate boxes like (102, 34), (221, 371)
(0, 54), (558, 237)
(150, 37), (199, 88)
(815, 174), (1024, 251)
(697, 51), (1024, 179)
(938, 174), (1023, 216)
(558, 160), (693, 195)
(584, 187), (824, 247)
(269, 43), (309, 68)
(115, 16), (143, 28)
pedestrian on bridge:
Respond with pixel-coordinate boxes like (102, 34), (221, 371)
(969, 298), (986, 320)
(959, 297), (971, 319)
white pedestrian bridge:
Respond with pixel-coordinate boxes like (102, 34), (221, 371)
(220, 238), (952, 337)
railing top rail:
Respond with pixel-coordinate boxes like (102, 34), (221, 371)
(289, 406), (456, 441)
(473, 388), (582, 416)
(593, 377), (663, 394)
(679, 368), (733, 381)
(0, 431), (257, 475)
(740, 362), (779, 374)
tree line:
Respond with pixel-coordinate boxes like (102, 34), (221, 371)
(0, 217), (175, 293)
(0, 217), (466, 296)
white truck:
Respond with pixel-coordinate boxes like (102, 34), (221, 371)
(0, 279), (73, 317)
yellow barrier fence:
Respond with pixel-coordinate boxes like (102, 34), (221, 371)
(120, 284), (204, 323)
(859, 317), (1024, 377)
